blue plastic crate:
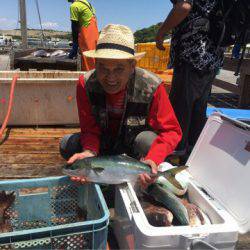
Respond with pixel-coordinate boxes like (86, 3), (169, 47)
(0, 176), (109, 249)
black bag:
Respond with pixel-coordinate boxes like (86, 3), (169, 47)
(209, 0), (250, 47)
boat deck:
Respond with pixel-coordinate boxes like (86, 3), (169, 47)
(0, 126), (79, 179)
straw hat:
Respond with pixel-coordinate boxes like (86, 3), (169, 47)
(83, 24), (145, 60)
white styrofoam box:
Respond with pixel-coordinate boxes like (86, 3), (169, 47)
(114, 113), (250, 250)
(187, 113), (250, 234)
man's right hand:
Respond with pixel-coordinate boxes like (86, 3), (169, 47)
(67, 150), (96, 165)
(156, 31), (166, 51)
(67, 150), (96, 184)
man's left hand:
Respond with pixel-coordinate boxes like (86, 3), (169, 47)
(139, 159), (158, 189)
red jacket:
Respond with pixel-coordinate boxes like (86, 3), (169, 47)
(76, 76), (182, 165)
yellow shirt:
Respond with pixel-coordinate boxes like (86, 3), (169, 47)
(70, 0), (96, 27)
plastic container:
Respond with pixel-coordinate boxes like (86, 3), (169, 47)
(136, 43), (170, 73)
(0, 71), (84, 125)
(0, 176), (109, 249)
(156, 70), (173, 83)
(114, 113), (250, 249)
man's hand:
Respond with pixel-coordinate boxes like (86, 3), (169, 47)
(139, 159), (158, 189)
(68, 150), (96, 184)
(156, 31), (166, 51)
(68, 42), (78, 59)
(155, 2), (192, 51)
(67, 150), (95, 165)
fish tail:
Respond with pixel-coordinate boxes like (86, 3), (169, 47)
(165, 165), (189, 176)
(160, 165), (188, 190)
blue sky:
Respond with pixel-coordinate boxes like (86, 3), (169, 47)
(0, 0), (172, 32)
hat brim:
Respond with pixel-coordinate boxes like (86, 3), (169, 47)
(82, 49), (145, 60)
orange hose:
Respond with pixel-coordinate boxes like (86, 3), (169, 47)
(0, 75), (18, 139)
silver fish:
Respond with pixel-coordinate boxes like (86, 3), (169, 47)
(33, 50), (50, 57)
(146, 183), (189, 225)
(50, 50), (67, 57)
(63, 155), (188, 187)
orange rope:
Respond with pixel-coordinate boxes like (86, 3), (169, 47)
(0, 75), (18, 139)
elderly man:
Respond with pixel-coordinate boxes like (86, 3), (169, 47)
(60, 24), (182, 187)
(156, 0), (224, 162)
(67, 0), (98, 71)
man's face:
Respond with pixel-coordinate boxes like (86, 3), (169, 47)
(96, 59), (136, 94)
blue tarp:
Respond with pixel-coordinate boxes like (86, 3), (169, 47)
(206, 107), (250, 121)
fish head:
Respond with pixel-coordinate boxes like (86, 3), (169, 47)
(63, 158), (92, 177)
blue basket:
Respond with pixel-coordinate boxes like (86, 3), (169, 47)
(0, 176), (109, 249)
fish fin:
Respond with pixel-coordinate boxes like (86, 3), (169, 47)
(118, 154), (139, 163)
(119, 154), (135, 160)
(165, 165), (188, 176)
(163, 175), (184, 190)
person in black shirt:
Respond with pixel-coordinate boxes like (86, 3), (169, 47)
(156, 0), (224, 161)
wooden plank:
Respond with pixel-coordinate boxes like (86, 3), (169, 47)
(0, 144), (59, 154)
(222, 57), (250, 72)
(2, 134), (67, 139)
(1, 138), (60, 145)
(0, 70), (83, 79)
(238, 73), (250, 108)
(213, 78), (240, 94)
(6, 128), (79, 137)
(0, 143), (59, 150)
(0, 127), (74, 179)
(0, 153), (65, 164)
(0, 164), (63, 179)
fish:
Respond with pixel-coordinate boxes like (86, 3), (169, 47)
(145, 183), (189, 226)
(142, 201), (174, 227)
(156, 162), (189, 196)
(63, 155), (188, 188)
(50, 50), (68, 57)
(199, 209), (211, 225)
(181, 199), (203, 226)
(156, 173), (188, 196)
(33, 49), (50, 57)
(181, 199), (211, 226)
(0, 191), (15, 233)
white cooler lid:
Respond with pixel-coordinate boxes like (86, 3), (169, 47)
(187, 113), (250, 234)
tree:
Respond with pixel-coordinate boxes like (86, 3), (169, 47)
(134, 23), (171, 43)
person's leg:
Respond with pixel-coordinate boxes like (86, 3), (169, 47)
(169, 63), (195, 154)
(188, 69), (216, 148)
(78, 17), (99, 71)
(59, 132), (82, 160)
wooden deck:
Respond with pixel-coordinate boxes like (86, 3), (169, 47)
(0, 126), (79, 179)
(0, 126), (249, 249)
